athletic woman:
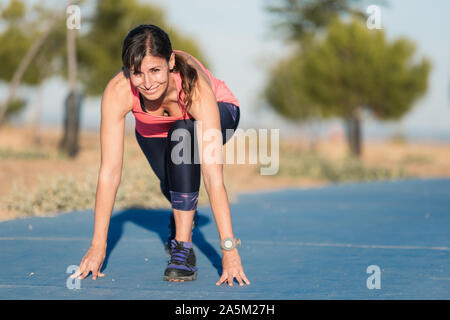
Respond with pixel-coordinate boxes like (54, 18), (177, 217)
(72, 24), (250, 286)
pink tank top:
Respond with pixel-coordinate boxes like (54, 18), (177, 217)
(130, 50), (239, 138)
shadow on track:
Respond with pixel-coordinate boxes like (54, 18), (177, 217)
(102, 207), (222, 276)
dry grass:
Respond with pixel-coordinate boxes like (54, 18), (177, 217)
(1, 124), (450, 221)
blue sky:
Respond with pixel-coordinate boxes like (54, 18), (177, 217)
(7, 0), (450, 141)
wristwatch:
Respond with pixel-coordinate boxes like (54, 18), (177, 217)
(220, 237), (241, 251)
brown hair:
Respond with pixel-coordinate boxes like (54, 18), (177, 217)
(121, 24), (198, 115)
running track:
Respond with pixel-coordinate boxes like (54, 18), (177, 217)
(0, 178), (449, 299)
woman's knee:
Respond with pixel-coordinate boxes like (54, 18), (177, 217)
(217, 102), (240, 144)
(167, 119), (197, 161)
(160, 181), (171, 202)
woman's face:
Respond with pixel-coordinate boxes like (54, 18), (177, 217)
(129, 53), (175, 101)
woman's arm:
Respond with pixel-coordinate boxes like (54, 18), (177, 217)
(188, 76), (234, 241)
(73, 74), (132, 280)
(188, 76), (250, 286)
(91, 78), (129, 247)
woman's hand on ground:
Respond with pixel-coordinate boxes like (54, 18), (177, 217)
(71, 244), (106, 280)
(216, 249), (250, 287)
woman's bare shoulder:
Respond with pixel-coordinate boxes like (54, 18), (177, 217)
(103, 68), (134, 115)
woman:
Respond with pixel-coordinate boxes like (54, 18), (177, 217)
(72, 24), (250, 286)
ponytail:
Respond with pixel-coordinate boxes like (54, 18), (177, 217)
(172, 53), (198, 115)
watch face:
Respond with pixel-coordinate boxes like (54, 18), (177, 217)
(224, 240), (233, 249)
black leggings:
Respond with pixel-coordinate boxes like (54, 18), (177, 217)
(135, 101), (240, 211)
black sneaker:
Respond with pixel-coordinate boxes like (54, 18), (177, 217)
(163, 239), (198, 281)
(165, 210), (199, 255)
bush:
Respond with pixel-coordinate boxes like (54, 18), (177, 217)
(273, 148), (415, 182)
(0, 147), (50, 160)
(1, 159), (221, 217)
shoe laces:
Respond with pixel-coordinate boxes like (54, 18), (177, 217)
(169, 239), (192, 265)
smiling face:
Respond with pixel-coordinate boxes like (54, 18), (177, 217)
(129, 53), (175, 101)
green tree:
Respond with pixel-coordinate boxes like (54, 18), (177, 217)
(264, 17), (431, 157)
(263, 0), (376, 149)
(0, 0), (65, 126)
(0, 0), (40, 123)
(266, 0), (369, 45)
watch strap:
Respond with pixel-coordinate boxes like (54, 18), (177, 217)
(221, 237), (241, 250)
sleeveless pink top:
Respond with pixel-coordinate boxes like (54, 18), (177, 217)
(130, 50), (239, 138)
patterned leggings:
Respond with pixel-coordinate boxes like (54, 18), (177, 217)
(135, 102), (240, 211)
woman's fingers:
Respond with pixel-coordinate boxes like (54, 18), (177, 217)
(240, 271), (251, 285)
(79, 261), (97, 279)
(92, 262), (103, 280)
(71, 262), (104, 280)
(70, 268), (81, 279)
(78, 265), (91, 279)
(71, 260), (86, 279)
(92, 267), (99, 280)
(235, 274), (244, 287)
(227, 275), (233, 286)
(99, 261), (104, 276)
(71, 247), (106, 280)
(217, 269), (250, 287)
(216, 272), (228, 286)
(93, 260), (105, 279)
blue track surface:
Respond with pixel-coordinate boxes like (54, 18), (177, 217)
(0, 178), (449, 299)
